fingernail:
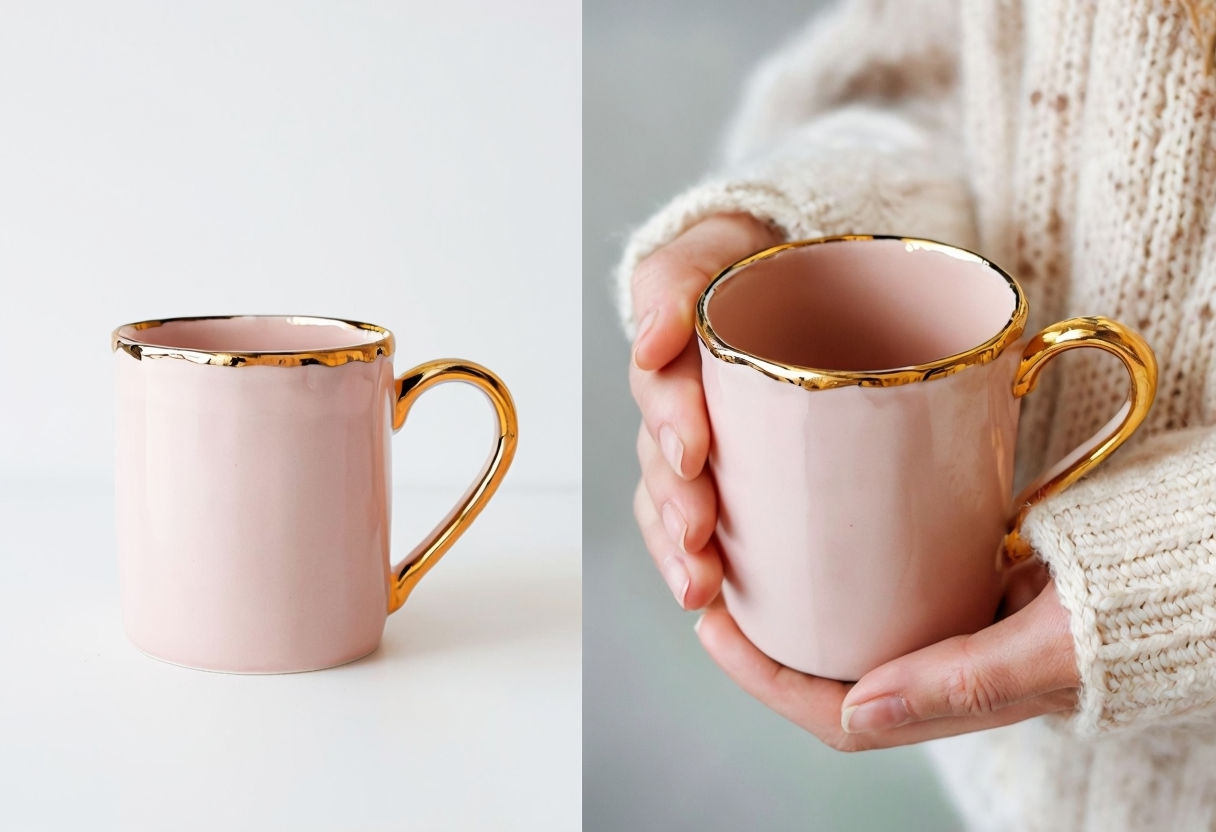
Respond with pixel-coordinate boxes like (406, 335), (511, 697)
(694, 615), (705, 634)
(841, 696), (910, 734)
(632, 308), (659, 366)
(660, 555), (690, 606)
(659, 425), (684, 477)
(661, 501), (688, 551)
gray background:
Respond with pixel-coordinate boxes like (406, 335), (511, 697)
(583, 1), (961, 829)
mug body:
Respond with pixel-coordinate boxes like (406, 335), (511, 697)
(698, 237), (1028, 680)
(114, 316), (396, 673)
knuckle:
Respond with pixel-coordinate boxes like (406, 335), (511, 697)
(631, 481), (648, 523)
(635, 424), (652, 461)
(944, 660), (1005, 716)
(627, 362), (648, 406)
(632, 248), (681, 295)
(628, 365), (671, 421)
(638, 472), (663, 512)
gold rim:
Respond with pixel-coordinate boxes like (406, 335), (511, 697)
(111, 315), (395, 368)
(695, 235), (1029, 390)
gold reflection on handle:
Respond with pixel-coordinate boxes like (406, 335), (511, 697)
(387, 360), (518, 613)
(1002, 317), (1158, 566)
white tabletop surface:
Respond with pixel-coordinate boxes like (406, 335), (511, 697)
(0, 479), (581, 831)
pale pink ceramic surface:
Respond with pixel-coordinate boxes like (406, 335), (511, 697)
(130, 315), (385, 352)
(700, 239), (1024, 681)
(706, 239), (1014, 371)
(114, 317), (396, 673)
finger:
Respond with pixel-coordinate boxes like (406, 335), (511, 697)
(631, 213), (779, 371)
(629, 340), (710, 480)
(637, 424), (717, 554)
(695, 602), (1075, 752)
(840, 581), (1078, 731)
(998, 558), (1051, 620)
(841, 689), (1077, 750)
(695, 600), (852, 729)
(633, 481), (724, 610)
(844, 688), (1077, 750)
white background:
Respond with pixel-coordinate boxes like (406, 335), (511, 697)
(0, 2), (581, 830)
(0, 0), (580, 493)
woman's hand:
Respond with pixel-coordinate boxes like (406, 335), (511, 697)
(695, 563), (1081, 750)
(629, 213), (780, 609)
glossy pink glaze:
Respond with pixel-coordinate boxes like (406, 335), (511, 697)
(700, 240), (1024, 681)
(706, 239), (1014, 371)
(115, 316), (385, 353)
(115, 324), (396, 673)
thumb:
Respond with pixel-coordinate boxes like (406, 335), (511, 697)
(840, 581), (1077, 733)
(631, 213), (778, 371)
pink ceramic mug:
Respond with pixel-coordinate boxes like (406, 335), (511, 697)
(697, 236), (1157, 681)
(113, 315), (518, 673)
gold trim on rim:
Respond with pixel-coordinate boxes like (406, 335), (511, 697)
(111, 315), (395, 368)
(695, 235), (1029, 390)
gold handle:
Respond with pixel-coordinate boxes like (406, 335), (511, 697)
(387, 359), (518, 613)
(1002, 316), (1157, 566)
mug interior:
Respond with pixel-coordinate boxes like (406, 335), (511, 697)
(704, 239), (1019, 372)
(116, 316), (385, 353)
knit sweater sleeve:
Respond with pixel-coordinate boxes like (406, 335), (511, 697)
(1021, 425), (1216, 736)
(615, 0), (975, 331)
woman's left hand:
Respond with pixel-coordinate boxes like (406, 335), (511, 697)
(695, 564), (1080, 750)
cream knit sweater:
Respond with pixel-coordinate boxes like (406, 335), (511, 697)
(616, 1), (1216, 829)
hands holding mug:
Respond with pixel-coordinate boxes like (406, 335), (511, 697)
(624, 214), (1147, 750)
(629, 214), (778, 611)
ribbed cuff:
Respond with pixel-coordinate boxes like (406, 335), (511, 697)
(613, 134), (977, 334)
(613, 178), (817, 336)
(1020, 427), (1216, 735)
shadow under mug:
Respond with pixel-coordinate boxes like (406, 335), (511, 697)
(113, 315), (518, 673)
(696, 236), (1157, 681)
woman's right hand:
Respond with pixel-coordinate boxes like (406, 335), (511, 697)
(629, 212), (780, 609)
